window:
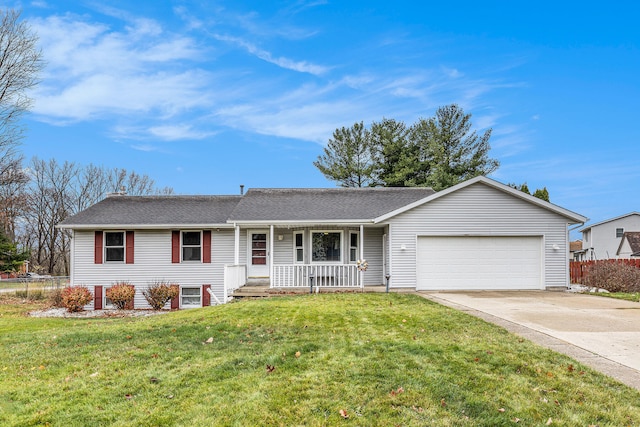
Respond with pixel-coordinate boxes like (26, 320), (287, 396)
(349, 232), (359, 262)
(104, 287), (114, 309)
(182, 231), (201, 261)
(616, 228), (624, 238)
(311, 231), (341, 262)
(181, 287), (201, 307)
(251, 233), (267, 265)
(104, 231), (124, 262)
(294, 232), (304, 263)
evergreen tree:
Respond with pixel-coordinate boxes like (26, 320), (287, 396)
(313, 122), (376, 187)
(0, 228), (29, 272)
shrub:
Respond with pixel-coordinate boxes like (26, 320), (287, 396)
(106, 282), (136, 310)
(61, 286), (93, 312)
(49, 288), (64, 307)
(143, 281), (179, 310)
(583, 261), (640, 293)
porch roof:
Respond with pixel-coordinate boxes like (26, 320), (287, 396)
(227, 187), (435, 223)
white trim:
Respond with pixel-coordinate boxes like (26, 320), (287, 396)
(104, 230), (126, 263)
(58, 223), (232, 230)
(269, 225), (274, 284)
(180, 285), (202, 308)
(293, 231), (304, 264)
(181, 230), (203, 263)
(579, 212), (640, 232)
(348, 230), (360, 263)
(247, 229), (270, 278)
(103, 285), (115, 310)
(374, 176), (587, 224)
(234, 224), (240, 265)
(359, 225), (364, 261)
(310, 230), (344, 263)
(70, 230), (75, 286)
(228, 220), (375, 226)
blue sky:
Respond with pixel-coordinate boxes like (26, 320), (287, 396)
(14, 0), (640, 230)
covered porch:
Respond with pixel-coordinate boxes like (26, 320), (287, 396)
(223, 223), (387, 296)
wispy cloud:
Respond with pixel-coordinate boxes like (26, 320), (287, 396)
(30, 13), (212, 138)
(212, 33), (329, 75)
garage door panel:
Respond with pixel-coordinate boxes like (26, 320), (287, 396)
(417, 236), (542, 290)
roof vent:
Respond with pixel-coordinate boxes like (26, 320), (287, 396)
(240, 184), (244, 195)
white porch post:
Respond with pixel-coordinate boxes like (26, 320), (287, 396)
(234, 223), (240, 265)
(359, 224), (364, 288)
(269, 224), (274, 285)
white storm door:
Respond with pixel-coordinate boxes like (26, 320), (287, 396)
(247, 230), (269, 278)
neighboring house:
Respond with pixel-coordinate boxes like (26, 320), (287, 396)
(58, 176), (586, 310)
(579, 212), (640, 260)
(569, 240), (583, 261)
(616, 232), (640, 258)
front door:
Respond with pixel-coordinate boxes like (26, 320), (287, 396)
(247, 230), (269, 278)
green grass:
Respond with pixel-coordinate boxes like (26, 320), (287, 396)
(582, 291), (640, 302)
(1, 294), (639, 426)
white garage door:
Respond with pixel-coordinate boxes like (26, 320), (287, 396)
(417, 236), (542, 290)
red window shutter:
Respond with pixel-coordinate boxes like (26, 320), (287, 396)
(171, 292), (180, 309)
(126, 231), (135, 264)
(94, 231), (103, 264)
(126, 294), (134, 310)
(171, 231), (180, 263)
(203, 230), (211, 263)
(203, 284), (211, 306)
(94, 286), (103, 310)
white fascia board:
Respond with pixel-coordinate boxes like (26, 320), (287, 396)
(374, 176), (588, 224)
(57, 223), (234, 230)
(227, 219), (376, 227)
(578, 211), (640, 232)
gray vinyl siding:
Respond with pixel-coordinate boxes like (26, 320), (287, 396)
(386, 183), (571, 289)
(72, 229), (231, 308)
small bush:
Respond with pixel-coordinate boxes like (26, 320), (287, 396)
(106, 282), (136, 310)
(583, 261), (640, 293)
(49, 288), (64, 307)
(61, 286), (93, 312)
(143, 281), (179, 310)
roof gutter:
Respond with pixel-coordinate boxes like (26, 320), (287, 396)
(57, 223), (235, 230)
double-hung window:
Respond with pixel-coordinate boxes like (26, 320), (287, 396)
(349, 232), (359, 262)
(294, 232), (304, 263)
(182, 231), (202, 261)
(616, 228), (624, 238)
(311, 231), (341, 262)
(104, 231), (125, 262)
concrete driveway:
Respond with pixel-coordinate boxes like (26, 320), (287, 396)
(420, 291), (640, 390)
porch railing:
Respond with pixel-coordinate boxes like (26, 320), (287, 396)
(272, 264), (360, 288)
(224, 264), (247, 293)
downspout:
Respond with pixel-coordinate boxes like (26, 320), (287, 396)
(360, 224), (364, 288)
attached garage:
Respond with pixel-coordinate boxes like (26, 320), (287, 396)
(416, 236), (543, 290)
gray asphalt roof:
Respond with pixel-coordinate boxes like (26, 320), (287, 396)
(60, 195), (242, 226)
(228, 187), (435, 221)
(59, 187), (435, 227)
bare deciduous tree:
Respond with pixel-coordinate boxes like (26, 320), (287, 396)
(0, 9), (43, 242)
(0, 8), (43, 183)
(17, 159), (174, 275)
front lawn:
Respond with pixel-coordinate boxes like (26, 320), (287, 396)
(1, 293), (639, 426)
(590, 292), (640, 302)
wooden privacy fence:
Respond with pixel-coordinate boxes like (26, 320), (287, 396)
(570, 259), (640, 283)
